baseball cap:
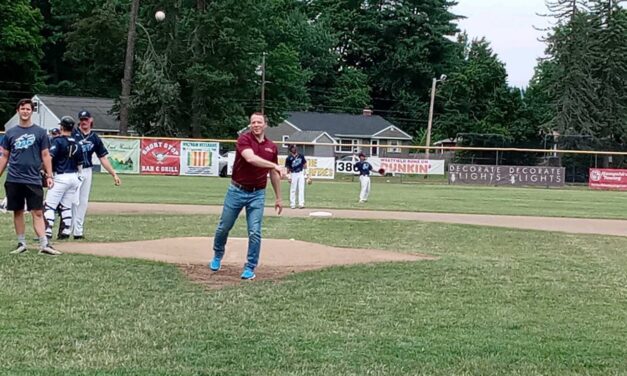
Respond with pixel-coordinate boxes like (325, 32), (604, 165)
(78, 110), (92, 119)
(50, 127), (60, 135)
(358, 152), (366, 157)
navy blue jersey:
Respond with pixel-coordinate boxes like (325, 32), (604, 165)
(50, 136), (84, 174)
(354, 161), (373, 176)
(73, 130), (108, 168)
(0, 124), (50, 185)
(285, 153), (307, 173)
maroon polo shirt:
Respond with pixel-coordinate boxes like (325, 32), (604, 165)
(231, 131), (278, 189)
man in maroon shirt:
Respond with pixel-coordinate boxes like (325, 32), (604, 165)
(209, 113), (285, 280)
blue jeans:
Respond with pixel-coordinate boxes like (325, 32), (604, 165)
(213, 184), (266, 270)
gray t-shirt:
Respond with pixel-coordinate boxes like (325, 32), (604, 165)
(1, 124), (50, 185)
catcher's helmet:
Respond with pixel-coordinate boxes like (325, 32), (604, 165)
(59, 116), (76, 130)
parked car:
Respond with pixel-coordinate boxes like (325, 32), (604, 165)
(218, 151), (235, 177)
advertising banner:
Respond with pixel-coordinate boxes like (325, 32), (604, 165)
(278, 156), (335, 179)
(589, 168), (627, 191)
(336, 156), (444, 175)
(379, 158), (445, 175)
(101, 138), (140, 174)
(448, 164), (566, 187)
(180, 141), (220, 176)
(140, 138), (181, 175)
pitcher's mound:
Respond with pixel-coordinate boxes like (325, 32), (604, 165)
(58, 237), (435, 288)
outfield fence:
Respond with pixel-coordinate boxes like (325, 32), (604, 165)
(1, 131), (624, 188)
(88, 134), (626, 188)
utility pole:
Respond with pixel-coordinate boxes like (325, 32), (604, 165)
(425, 74), (446, 161)
(119, 0), (140, 136)
(425, 78), (437, 161)
(260, 52), (267, 115)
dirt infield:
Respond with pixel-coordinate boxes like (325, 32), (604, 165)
(58, 237), (434, 288)
(89, 202), (627, 237)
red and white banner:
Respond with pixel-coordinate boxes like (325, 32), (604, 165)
(140, 138), (181, 175)
(589, 168), (627, 191)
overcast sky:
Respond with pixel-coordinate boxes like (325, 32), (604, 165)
(452, 0), (550, 88)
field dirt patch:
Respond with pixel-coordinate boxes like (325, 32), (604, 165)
(58, 237), (435, 288)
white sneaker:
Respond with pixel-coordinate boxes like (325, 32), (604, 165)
(39, 245), (62, 255)
(0, 198), (7, 214)
(10, 243), (27, 254)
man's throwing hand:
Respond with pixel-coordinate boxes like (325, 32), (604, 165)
(275, 199), (283, 215)
(274, 164), (287, 179)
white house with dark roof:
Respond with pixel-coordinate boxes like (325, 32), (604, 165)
(3, 95), (122, 134)
(265, 110), (413, 157)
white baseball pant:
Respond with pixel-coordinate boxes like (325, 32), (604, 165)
(290, 171), (305, 208)
(359, 175), (371, 202)
(45, 172), (81, 237)
(71, 167), (93, 237)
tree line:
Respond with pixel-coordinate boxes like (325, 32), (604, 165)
(0, 0), (625, 152)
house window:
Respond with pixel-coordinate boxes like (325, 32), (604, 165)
(282, 135), (289, 148)
(371, 140), (379, 156)
(387, 140), (401, 153)
(335, 139), (358, 153)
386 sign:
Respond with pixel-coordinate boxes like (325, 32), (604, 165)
(335, 160), (356, 173)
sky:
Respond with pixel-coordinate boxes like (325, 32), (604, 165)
(452, 0), (550, 88)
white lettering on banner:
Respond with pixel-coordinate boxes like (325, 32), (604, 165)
(141, 141), (180, 156)
(448, 164), (565, 187)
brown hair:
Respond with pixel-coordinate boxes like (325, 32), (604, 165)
(16, 98), (33, 111)
(250, 112), (268, 124)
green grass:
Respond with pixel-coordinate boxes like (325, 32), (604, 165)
(89, 174), (627, 219)
(1, 213), (626, 375)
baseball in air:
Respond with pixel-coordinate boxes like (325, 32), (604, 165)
(155, 11), (166, 21)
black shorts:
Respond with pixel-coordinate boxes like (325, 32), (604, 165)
(4, 182), (44, 211)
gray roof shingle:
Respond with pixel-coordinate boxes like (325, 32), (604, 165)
(286, 131), (328, 142)
(285, 111), (408, 138)
(38, 95), (119, 132)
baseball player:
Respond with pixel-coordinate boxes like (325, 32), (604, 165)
(285, 144), (309, 209)
(71, 110), (120, 239)
(44, 116), (84, 240)
(354, 152), (373, 203)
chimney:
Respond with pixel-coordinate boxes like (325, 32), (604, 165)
(362, 108), (373, 116)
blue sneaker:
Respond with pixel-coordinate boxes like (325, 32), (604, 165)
(240, 267), (256, 280)
(209, 257), (222, 272)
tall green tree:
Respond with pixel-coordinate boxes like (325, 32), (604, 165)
(590, 2), (627, 145)
(0, 0), (44, 122)
(435, 37), (521, 140)
(306, 0), (461, 135)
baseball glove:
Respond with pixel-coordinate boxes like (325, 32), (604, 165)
(307, 177), (313, 185)
(378, 168), (386, 175)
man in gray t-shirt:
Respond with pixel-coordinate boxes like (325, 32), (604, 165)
(0, 98), (59, 255)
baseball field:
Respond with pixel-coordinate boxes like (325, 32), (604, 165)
(1, 174), (626, 375)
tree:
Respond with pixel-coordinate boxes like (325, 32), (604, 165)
(323, 67), (371, 113)
(435, 37), (519, 139)
(0, 0), (44, 122)
(306, 0), (461, 135)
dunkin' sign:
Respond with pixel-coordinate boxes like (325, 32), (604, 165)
(589, 168), (627, 191)
(140, 138), (181, 175)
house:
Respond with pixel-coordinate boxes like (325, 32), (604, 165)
(433, 138), (457, 153)
(4, 95), (122, 134)
(265, 110), (413, 157)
